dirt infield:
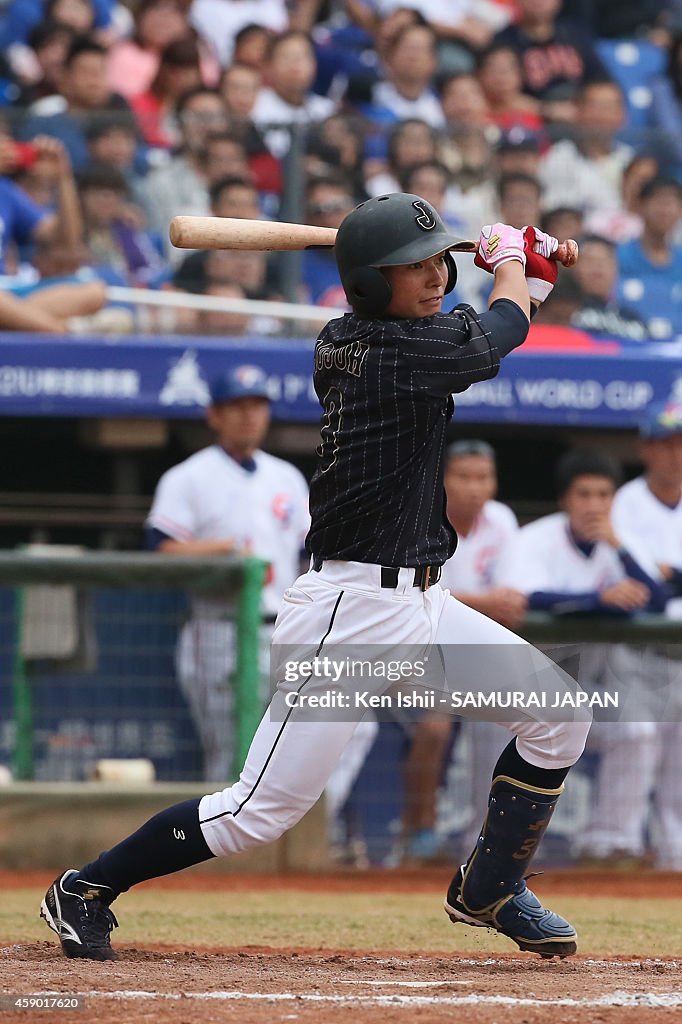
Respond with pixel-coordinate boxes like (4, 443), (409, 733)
(3, 945), (682, 1024)
(2, 871), (682, 1024)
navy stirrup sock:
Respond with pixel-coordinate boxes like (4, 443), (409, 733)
(77, 798), (215, 895)
(494, 738), (571, 791)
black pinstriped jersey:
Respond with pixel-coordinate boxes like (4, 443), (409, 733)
(306, 301), (529, 568)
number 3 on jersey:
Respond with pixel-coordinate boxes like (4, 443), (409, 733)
(317, 387), (343, 473)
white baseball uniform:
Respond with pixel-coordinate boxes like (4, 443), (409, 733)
(500, 509), (663, 861)
(609, 476), (682, 867)
(439, 499), (519, 594)
(147, 444), (309, 781)
(440, 500), (521, 849)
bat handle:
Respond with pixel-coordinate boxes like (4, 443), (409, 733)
(456, 238), (578, 268)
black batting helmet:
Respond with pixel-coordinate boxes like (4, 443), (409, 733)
(335, 193), (464, 317)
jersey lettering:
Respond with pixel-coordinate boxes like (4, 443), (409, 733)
(316, 387), (343, 474)
(315, 340), (369, 378)
(412, 200), (437, 231)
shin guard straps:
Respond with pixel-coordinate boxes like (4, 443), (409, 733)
(460, 774), (563, 915)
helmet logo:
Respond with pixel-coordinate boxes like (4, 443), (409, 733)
(412, 200), (436, 231)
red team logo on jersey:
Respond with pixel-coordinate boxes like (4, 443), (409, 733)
(272, 493), (294, 527)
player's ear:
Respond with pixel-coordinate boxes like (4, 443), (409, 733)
(343, 266), (392, 317)
(444, 253), (457, 294)
(206, 403), (220, 430)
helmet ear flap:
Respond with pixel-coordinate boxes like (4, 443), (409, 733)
(444, 252), (457, 295)
(343, 267), (392, 317)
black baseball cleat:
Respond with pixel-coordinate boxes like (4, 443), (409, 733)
(40, 869), (119, 961)
(444, 866), (577, 959)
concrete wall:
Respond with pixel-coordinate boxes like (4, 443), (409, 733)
(0, 783), (328, 872)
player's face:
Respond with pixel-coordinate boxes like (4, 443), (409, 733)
(641, 435), (682, 485)
(382, 254), (450, 318)
(444, 455), (496, 520)
(561, 474), (615, 540)
(208, 397), (271, 455)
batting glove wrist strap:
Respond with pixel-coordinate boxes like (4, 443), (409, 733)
(527, 277), (555, 302)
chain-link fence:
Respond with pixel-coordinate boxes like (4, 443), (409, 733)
(0, 551), (266, 783)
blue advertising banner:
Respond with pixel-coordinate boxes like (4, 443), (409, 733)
(1, 327), (681, 427)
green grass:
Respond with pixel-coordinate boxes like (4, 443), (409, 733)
(6, 888), (682, 957)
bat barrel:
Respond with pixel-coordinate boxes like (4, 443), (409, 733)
(169, 215), (338, 251)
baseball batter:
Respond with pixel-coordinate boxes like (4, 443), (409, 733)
(146, 365), (310, 781)
(41, 195), (589, 962)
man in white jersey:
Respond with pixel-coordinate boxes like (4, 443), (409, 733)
(499, 449), (667, 865)
(606, 400), (682, 868)
(403, 440), (526, 860)
(146, 365), (309, 781)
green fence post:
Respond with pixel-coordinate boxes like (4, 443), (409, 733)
(11, 586), (33, 780)
(233, 557), (268, 777)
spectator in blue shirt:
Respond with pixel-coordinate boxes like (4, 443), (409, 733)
(0, 131), (105, 330)
(649, 32), (682, 173)
(617, 176), (682, 339)
(18, 36), (131, 170)
(0, 0), (113, 49)
(302, 173), (355, 308)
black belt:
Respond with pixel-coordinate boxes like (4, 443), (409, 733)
(380, 565), (441, 592)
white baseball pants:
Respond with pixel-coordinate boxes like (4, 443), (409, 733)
(198, 561), (591, 857)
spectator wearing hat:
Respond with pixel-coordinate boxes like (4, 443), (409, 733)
(617, 176), (682, 339)
(494, 128), (542, 178)
(581, 402), (682, 870)
(145, 365), (309, 780)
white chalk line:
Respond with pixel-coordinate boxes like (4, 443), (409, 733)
(31, 989), (682, 1009)
(337, 980), (472, 987)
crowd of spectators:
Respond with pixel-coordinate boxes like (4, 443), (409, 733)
(1, 0), (682, 337)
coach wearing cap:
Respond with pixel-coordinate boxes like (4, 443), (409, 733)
(146, 365), (310, 781)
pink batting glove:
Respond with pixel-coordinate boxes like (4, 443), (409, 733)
(474, 223), (526, 274)
(523, 225), (559, 260)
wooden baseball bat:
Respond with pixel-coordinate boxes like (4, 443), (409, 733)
(169, 216), (578, 266)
